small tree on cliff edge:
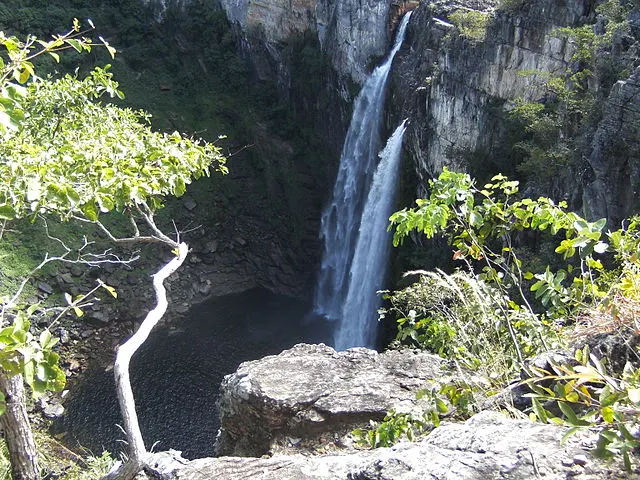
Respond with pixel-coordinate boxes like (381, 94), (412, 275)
(0, 23), (227, 479)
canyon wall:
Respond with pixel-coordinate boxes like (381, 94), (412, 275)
(213, 0), (638, 225)
(218, 0), (392, 86)
(389, 0), (639, 226)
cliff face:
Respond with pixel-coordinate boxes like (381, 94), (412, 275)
(212, 0), (639, 226)
(218, 0), (392, 86)
(390, 0), (639, 226)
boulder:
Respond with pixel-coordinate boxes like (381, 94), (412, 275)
(152, 411), (625, 479)
(214, 343), (444, 457)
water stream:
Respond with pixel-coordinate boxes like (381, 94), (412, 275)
(314, 12), (412, 349)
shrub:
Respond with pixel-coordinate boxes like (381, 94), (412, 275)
(448, 9), (491, 42)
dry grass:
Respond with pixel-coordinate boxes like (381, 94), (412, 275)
(572, 295), (640, 340)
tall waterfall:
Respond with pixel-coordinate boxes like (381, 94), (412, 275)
(314, 12), (412, 349)
(334, 121), (407, 350)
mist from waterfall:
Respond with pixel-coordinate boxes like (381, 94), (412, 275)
(313, 11), (412, 350)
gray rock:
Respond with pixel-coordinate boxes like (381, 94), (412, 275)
(582, 66), (640, 226)
(205, 240), (218, 253)
(183, 197), (197, 211)
(145, 450), (190, 480)
(86, 310), (110, 326)
(166, 412), (627, 479)
(215, 343), (444, 456)
(38, 282), (53, 295)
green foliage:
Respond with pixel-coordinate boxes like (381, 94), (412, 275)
(0, 310), (65, 397)
(497, 0), (526, 13)
(448, 9), (491, 42)
(386, 169), (640, 466)
(389, 170), (638, 327)
(384, 270), (554, 383)
(353, 379), (480, 448)
(0, 43), (226, 220)
(0, 433), (114, 479)
(353, 410), (432, 448)
(0, 24), (227, 449)
(524, 345), (640, 471)
(59, 451), (115, 479)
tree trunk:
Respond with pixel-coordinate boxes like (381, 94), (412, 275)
(103, 242), (189, 480)
(0, 372), (39, 480)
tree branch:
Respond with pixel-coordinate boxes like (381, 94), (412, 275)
(102, 242), (188, 480)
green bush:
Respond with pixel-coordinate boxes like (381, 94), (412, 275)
(384, 270), (554, 383)
(497, 0), (526, 13)
(448, 9), (491, 42)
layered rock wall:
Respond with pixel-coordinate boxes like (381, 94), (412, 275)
(390, 0), (592, 189)
(218, 0), (394, 86)
(215, 344), (444, 456)
(390, 0), (639, 225)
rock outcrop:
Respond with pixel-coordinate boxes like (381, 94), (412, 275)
(218, 0), (398, 86)
(582, 66), (640, 224)
(142, 342), (630, 479)
(215, 343), (444, 456)
(390, 0), (639, 225)
(390, 0), (587, 185)
(150, 411), (625, 479)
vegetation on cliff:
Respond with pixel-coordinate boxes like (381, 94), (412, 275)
(359, 169), (640, 471)
(0, 22), (227, 479)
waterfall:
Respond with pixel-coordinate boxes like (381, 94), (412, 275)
(313, 11), (412, 349)
(334, 120), (407, 350)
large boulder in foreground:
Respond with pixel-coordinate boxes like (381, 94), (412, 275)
(214, 343), (444, 457)
(150, 411), (625, 479)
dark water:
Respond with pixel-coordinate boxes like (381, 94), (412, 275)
(53, 288), (331, 459)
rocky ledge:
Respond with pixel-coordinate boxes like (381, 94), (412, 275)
(143, 343), (628, 479)
(149, 411), (621, 479)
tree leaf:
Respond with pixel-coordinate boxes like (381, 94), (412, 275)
(0, 204), (16, 220)
(532, 398), (548, 423)
(65, 38), (83, 53)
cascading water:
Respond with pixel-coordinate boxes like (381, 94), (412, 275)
(334, 120), (407, 350)
(314, 11), (412, 349)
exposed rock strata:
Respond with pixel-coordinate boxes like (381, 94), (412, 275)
(218, 0), (396, 85)
(215, 343), (444, 457)
(582, 66), (640, 224)
(390, 0), (587, 185)
(150, 411), (625, 479)
(390, 0), (639, 225)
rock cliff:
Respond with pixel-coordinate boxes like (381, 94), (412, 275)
(389, 0), (639, 226)
(215, 344), (444, 456)
(218, 0), (393, 86)
(151, 412), (625, 479)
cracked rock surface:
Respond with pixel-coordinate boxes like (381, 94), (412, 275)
(214, 343), (444, 457)
(151, 411), (626, 480)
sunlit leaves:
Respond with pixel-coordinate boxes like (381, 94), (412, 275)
(0, 312), (65, 398)
(523, 344), (640, 471)
(0, 66), (226, 221)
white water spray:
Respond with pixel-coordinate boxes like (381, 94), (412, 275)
(314, 11), (412, 349)
(334, 120), (408, 350)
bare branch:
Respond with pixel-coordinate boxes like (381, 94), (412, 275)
(70, 215), (166, 246)
(134, 202), (177, 247)
(102, 242), (189, 480)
